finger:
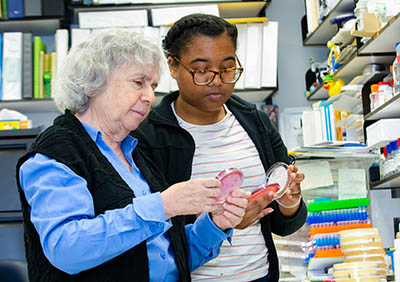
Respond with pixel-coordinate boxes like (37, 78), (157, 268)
(230, 189), (251, 198)
(288, 165), (298, 173)
(223, 202), (246, 217)
(257, 207), (274, 219)
(202, 178), (221, 188)
(225, 196), (249, 209)
(205, 187), (222, 199)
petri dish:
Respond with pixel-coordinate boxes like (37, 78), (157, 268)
(249, 162), (291, 202)
(215, 168), (244, 202)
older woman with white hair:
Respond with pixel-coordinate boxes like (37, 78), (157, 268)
(16, 28), (250, 282)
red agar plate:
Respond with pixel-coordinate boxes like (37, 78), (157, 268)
(215, 168), (243, 202)
(249, 162), (291, 202)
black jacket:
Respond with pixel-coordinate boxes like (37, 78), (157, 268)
(16, 110), (191, 282)
(132, 91), (307, 282)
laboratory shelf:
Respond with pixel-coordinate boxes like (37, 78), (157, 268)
(0, 18), (62, 35)
(358, 12), (400, 55)
(0, 99), (58, 113)
(302, 0), (354, 46)
(370, 171), (400, 189)
(307, 84), (329, 101)
(332, 53), (394, 82)
(70, 0), (268, 22)
(364, 94), (400, 120)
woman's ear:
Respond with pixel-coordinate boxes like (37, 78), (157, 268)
(167, 56), (178, 79)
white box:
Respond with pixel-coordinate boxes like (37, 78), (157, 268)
(366, 118), (400, 148)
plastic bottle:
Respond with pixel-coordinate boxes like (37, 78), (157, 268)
(390, 140), (399, 174)
(386, 143), (395, 177)
(369, 84), (380, 111)
(379, 147), (386, 180)
(394, 138), (400, 174)
(383, 147), (388, 178)
(393, 41), (400, 96)
(383, 65), (394, 89)
(378, 81), (393, 104)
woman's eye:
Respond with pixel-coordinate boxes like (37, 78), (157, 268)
(133, 80), (143, 87)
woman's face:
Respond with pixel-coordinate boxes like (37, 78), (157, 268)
(169, 33), (237, 114)
(92, 62), (158, 133)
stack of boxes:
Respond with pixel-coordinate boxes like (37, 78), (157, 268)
(332, 228), (388, 281)
(305, 198), (373, 280)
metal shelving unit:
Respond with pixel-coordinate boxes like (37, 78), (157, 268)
(371, 172), (400, 189)
(302, 0), (354, 46)
(365, 94), (400, 121)
(358, 12), (400, 55)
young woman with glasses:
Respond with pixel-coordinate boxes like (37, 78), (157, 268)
(132, 13), (307, 282)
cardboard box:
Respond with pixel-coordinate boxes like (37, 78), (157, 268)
(351, 12), (381, 38)
(0, 120), (20, 130)
(366, 119), (400, 148)
(0, 120), (32, 130)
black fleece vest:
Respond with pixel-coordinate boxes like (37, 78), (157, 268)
(16, 110), (190, 282)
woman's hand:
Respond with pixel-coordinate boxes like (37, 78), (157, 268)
(235, 191), (275, 229)
(161, 178), (222, 220)
(210, 189), (251, 231)
(276, 165), (304, 216)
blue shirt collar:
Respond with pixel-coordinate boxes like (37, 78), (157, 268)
(80, 121), (138, 155)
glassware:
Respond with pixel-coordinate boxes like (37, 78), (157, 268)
(249, 162), (292, 202)
(215, 168), (244, 202)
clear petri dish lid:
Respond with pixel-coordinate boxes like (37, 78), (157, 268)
(249, 162), (291, 202)
(215, 168), (243, 202)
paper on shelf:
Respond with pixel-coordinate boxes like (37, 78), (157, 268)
(150, 4), (219, 26)
(79, 10), (148, 29)
(338, 168), (367, 200)
(296, 160), (334, 190)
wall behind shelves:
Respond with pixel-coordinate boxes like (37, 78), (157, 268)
(23, 0), (327, 130)
(267, 0), (327, 109)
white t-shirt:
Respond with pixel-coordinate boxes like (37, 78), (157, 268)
(172, 103), (269, 281)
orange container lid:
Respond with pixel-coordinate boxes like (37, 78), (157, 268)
(370, 84), (379, 92)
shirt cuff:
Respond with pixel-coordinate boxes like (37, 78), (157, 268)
(193, 213), (233, 248)
(133, 192), (172, 235)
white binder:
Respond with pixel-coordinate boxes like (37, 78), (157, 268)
(2, 32), (23, 101)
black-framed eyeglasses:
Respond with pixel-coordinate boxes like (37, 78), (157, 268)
(173, 55), (244, 86)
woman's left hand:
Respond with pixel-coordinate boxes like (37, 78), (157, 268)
(276, 165), (304, 216)
(210, 189), (251, 231)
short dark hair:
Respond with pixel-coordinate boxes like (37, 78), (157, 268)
(162, 13), (238, 59)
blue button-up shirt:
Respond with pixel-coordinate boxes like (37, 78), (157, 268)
(19, 122), (232, 281)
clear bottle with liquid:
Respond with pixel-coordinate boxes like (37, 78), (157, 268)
(393, 41), (400, 96)
(394, 138), (400, 174)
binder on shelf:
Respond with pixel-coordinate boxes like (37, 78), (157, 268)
(226, 17), (268, 24)
(7, 0), (23, 19)
(0, 34), (2, 100)
(234, 23), (247, 90)
(151, 4), (219, 26)
(244, 23), (262, 89)
(155, 26), (172, 94)
(33, 36), (46, 99)
(71, 28), (91, 47)
(2, 32), (23, 101)
(78, 10), (148, 29)
(261, 21), (278, 88)
(22, 33), (33, 99)
(1, 0), (7, 19)
(42, 53), (51, 98)
(42, 0), (65, 17)
(55, 29), (69, 75)
(50, 52), (56, 98)
(24, 0), (41, 17)
(39, 50), (45, 98)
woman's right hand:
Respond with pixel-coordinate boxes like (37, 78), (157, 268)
(161, 179), (222, 220)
